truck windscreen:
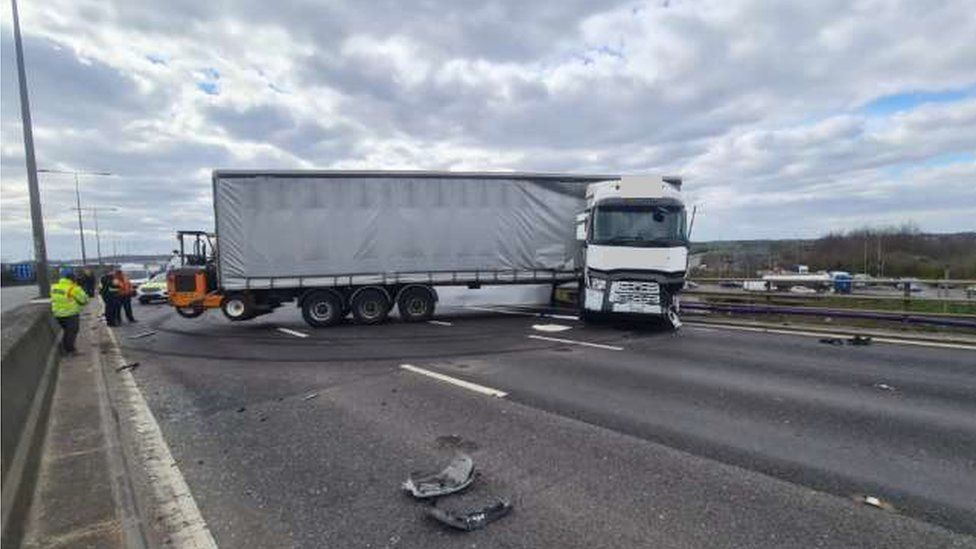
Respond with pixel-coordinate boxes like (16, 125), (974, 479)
(590, 203), (688, 247)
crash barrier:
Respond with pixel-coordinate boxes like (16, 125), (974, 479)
(1, 303), (62, 546)
(681, 301), (976, 329)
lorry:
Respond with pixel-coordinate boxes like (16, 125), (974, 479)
(167, 170), (688, 328)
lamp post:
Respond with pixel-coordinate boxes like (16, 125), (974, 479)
(11, 0), (49, 296)
(70, 206), (119, 265)
(38, 169), (113, 265)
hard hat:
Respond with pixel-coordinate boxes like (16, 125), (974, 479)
(59, 267), (75, 279)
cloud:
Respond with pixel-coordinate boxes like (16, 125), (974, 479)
(1, 0), (975, 261)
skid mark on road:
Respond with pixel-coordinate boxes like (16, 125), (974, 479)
(400, 364), (508, 398)
(528, 334), (624, 351)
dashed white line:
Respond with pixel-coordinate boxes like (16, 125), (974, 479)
(399, 364), (508, 398)
(547, 314), (581, 321)
(527, 334), (624, 351)
(277, 327), (309, 338)
(427, 320), (454, 326)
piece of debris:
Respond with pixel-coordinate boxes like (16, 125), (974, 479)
(402, 453), (475, 498)
(427, 497), (513, 531)
(819, 337), (844, 345)
(848, 335), (872, 346)
(127, 331), (158, 339)
(874, 383), (895, 392)
(302, 393), (319, 401)
(236, 407), (246, 413)
(857, 494), (895, 511)
(116, 362), (140, 372)
(259, 415), (268, 422)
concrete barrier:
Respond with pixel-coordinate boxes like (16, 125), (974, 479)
(1, 303), (62, 546)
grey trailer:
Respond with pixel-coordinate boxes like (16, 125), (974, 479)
(180, 170), (617, 326)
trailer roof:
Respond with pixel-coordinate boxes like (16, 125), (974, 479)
(212, 169), (621, 183)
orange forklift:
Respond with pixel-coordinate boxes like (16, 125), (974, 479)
(167, 231), (222, 318)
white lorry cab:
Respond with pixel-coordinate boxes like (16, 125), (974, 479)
(577, 176), (688, 327)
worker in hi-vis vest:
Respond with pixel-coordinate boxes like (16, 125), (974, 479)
(50, 268), (90, 354)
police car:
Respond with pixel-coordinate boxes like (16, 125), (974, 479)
(136, 273), (169, 304)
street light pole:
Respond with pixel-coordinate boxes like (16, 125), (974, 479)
(38, 169), (112, 265)
(73, 173), (87, 264)
(11, 0), (50, 296)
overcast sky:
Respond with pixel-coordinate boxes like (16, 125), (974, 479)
(1, 0), (974, 261)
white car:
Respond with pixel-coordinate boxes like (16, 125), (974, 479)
(136, 273), (169, 304)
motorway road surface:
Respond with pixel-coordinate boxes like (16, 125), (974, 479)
(109, 298), (976, 548)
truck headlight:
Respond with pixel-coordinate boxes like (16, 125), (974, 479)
(589, 277), (607, 291)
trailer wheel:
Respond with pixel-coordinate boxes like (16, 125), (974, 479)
(221, 293), (254, 321)
(397, 286), (435, 322)
(301, 291), (344, 327)
(351, 288), (390, 325)
(175, 306), (205, 318)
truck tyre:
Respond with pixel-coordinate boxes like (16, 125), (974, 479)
(397, 286), (435, 322)
(351, 288), (390, 325)
(301, 291), (344, 327)
(175, 306), (205, 318)
(222, 293), (254, 321)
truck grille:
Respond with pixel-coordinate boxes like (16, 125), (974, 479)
(609, 280), (661, 305)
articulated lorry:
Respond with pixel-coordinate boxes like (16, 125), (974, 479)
(167, 170), (688, 328)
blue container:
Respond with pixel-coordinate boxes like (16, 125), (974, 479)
(833, 273), (853, 294)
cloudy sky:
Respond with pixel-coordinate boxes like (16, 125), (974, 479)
(1, 0), (974, 261)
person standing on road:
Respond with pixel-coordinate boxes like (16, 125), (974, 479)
(114, 269), (137, 323)
(80, 268), (96, 297)
(50, 268), (90, 355)
(100, 272), (121, 326)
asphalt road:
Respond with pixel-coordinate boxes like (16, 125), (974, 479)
(111, 296), (976, 548)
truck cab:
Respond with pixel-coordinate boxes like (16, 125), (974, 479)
(577, 176), (688, 327)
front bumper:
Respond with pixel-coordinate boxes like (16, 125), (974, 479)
(584, 275), (681, 316)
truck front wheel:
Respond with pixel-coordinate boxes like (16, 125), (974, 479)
(397, 286), (435, 322)
(351, 288), (390, 325)
(302, 291), (344, 327)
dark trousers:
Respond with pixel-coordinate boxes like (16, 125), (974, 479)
(121, 296), (135, 322)
(56, 315), (80, 353)
(103, 295), (120, 326)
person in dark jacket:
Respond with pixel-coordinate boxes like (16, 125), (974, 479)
(100, 272), (121, 326)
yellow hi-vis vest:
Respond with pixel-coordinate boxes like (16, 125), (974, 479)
(50, 277), (90, 318)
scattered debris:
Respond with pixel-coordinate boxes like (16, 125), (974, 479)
(127, 330), (158, 339)
(531, 324), (572, 333)
(116, 362), (140, 372)
(402, 453), (475, 499)
(236, 407), (246, 413)
(302, 393), (319, 401)
(427, 497), (513, 531)
(874, 383), (895, 392)
(857, 494), (895, 511)
(819, 336), (873, 346)
(259, 415), (268, 422)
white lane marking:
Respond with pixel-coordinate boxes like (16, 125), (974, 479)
(684, 322), (976, 351)
(427, 320), (454, 326)
(464, 305), (580, 321)
(532, 323), (572, 333)
(548, 314), (581, 321)
(105, 328), (218, 548)
(29, 297), (50, 304)
(277, 327), (309, 338)
(686, 326), (719, 333)
(400, 364), (508, 398)
(527, 334), (623, 351)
